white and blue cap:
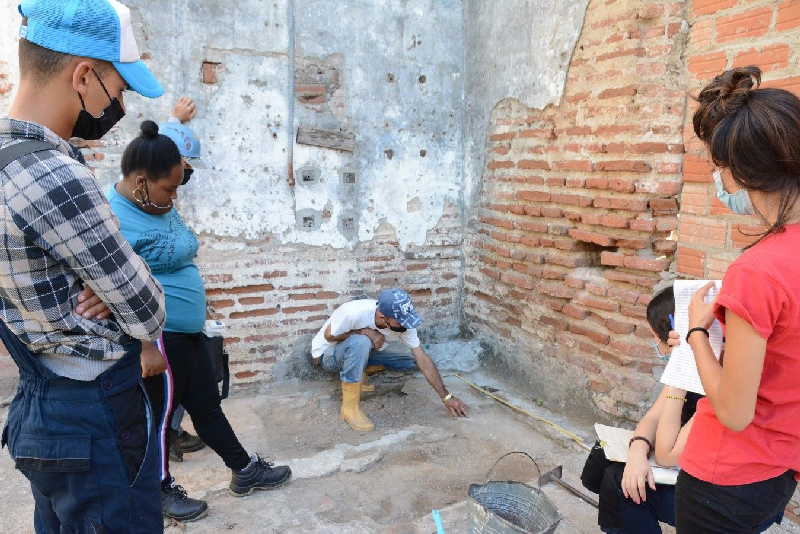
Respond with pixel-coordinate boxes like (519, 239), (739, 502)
(159, 121), (206, 167)
(377, 289), (423, 330)
(18, 0), (163, 98)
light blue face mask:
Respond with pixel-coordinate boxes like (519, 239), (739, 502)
(713, 169), (754, 215)
(651, 341), (668, 361)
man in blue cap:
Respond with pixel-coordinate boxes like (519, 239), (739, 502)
(0, 1), (167, 531)
(311, 288), (468, 431)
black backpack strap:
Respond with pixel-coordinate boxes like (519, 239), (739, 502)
(0, 140), (57, 171)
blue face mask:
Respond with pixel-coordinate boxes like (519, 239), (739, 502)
(713, 169), (754, 215)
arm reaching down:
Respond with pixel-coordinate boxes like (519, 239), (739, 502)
(411, 346), (467, 417)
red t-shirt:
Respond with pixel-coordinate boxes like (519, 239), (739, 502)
(681, 225), (800, 485)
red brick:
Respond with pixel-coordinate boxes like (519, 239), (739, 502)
(283, 304), (327, 314)
(540, 281), (577, 299)
(777, 0), (800, 31)
(563, 304), (590, 320)
(489, 132), (515, 141)
(540, 315), (567, 330)
(607, 287), (640, 304)
(501, 272), (534, 290)
(553, 160), (594, 172)
(552, 193), (593, 207)
(487, 160), (514, 170)
(683, 154), (713, 183)
(692, 0), (735, 16)
(517, 220), (549, 233)
(596, 160), (651, 173)
(617, 237), (650, 250)
(605, 317), (636, 335)
(599, 213), (631, 229)
(733, 44), (790, 73)
(576, 293), (619, 312)
(598, 85), (637, 99)
(517, 159), (551, 170)
(678, 215), (726, 248)
(202, 61), (220, 84)
(608, 178), (637, 193)
(600, 251), (626, 267)
(593, 197), (650, 211)
(288, 291), (339, 300)
(586, 177), (609, 189)
(623, 255), (670, 272)
(649, 198), (678, 215)
(677, 247), (705, 277)
(688, 51), (727, 79)
(517, 190), (551, 202)
(229, 308), (279, 319)
(716, 7), (773, 43)
(207, 283), (274, 296)
(239, 296), (265, 305)
(654, 239), (677, 253)
(569, 322), (610, 345)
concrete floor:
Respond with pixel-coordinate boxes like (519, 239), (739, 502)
(1, 365), (799, 533)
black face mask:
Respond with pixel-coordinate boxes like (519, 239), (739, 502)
(72, 69), (125, 140)
(389, 325), (407, 333)
(182, 167), (194, 185)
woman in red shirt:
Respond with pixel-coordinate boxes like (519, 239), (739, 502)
(681, 66), (800, 533)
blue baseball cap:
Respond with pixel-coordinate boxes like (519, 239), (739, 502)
(377, 289), (423, 330)
(18, 0), (163, 98)
(159, 121), (206, 167)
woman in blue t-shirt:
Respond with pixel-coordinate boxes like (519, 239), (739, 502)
(109, 121), (291, 521)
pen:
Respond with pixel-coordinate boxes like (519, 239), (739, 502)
(668, 314), (674, 330)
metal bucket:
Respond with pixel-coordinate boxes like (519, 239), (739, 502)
(468, 452), (562, 534)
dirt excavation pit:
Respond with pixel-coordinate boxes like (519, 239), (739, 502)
(157, 370), (602, 533)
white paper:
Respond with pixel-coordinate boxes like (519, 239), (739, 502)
(594, 423), (679, 485)
(659, 280), (723, 395)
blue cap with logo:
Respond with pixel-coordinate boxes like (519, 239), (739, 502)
(18, 0), (163, 98)
(377, 289), (423, 330)
(159, 121), (206, 167)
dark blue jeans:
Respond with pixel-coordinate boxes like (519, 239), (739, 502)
(0, 322), (162, 534)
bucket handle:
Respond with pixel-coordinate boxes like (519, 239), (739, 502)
(484, 451), (543, 487)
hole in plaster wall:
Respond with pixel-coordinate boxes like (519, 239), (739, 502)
(387, 73), (396, 82)
(296, 209), (322, 232)
(297, 165), (320, 186)
(418, 75), (427, 84)
(338, 211), (359, 240)
(341, 170), (357, 185)
(384, 149), (394, 160)
(420, 149), (427, 157)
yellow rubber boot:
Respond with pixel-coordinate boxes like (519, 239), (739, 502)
(361, 373), (375, 392)
(365, 365), (386, 376)
(340, 382), (375, 432)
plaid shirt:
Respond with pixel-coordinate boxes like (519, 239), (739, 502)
(0, 118), (165, 376)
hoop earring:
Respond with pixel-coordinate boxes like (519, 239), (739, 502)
(132, 183), (148, 207)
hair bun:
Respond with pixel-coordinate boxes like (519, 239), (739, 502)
(693, 66), (762, 142)
(140, 120), (159, 139)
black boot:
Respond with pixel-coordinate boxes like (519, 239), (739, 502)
(229, 454), (292, 497)
(176, 429), (206, 453)
(161, 478), (208, 522)
(167, 429), (183, 463)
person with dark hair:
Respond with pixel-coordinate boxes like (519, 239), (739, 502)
(109, 121), (291, 522)
(588, 285), (703, 534)
(680, 66), (800, 533)
(0, 1), (167, 532)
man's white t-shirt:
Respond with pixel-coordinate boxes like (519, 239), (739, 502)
(311, 299), (421, 359)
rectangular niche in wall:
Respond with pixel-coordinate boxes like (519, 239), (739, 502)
(340, 169), (357, 185)
(296, 208), (322, 231)
(297, 165), (321, 186)
(338, 211), (359, 240)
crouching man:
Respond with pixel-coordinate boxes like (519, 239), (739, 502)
(311, 289), (468, 431)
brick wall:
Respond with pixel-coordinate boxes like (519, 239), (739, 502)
(678, 0), (800, 278)
(197, 211), (463, 385)
(464, 0), (690, 421)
